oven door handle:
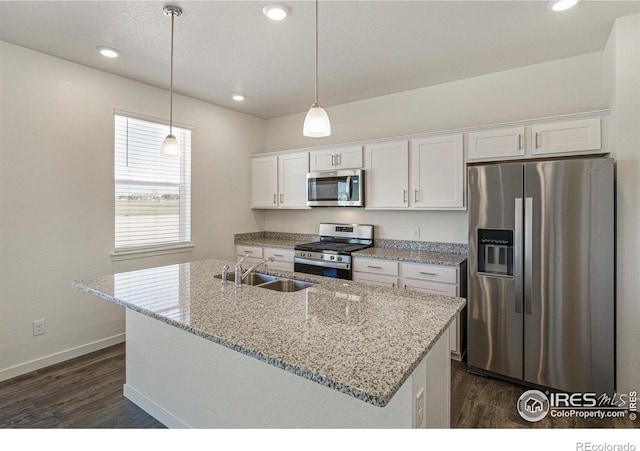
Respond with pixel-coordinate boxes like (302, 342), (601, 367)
(294, 257), (350, 270)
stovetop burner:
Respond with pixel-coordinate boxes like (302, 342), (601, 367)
(295, 241), (372, 254)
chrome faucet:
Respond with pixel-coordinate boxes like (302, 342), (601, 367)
(234, 254), (252, 286)
(234, 256), (274, 288)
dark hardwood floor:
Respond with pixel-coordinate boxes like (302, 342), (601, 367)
(0, 344), (636, 428)
(0, 343), (163, 428)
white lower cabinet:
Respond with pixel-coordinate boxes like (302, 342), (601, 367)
(353, 256), (467, 361)
(263, 247), (294, 272)
(236, 245), (264, 265)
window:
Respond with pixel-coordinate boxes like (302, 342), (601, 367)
(114, 114), (191, 253)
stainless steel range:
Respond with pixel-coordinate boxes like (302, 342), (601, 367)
(294, 223), (374, 280)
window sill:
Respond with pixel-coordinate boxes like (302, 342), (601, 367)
(111, 243), (194, 262)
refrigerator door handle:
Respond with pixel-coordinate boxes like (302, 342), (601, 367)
(514, 197), (523, 314)
(524, 197), (533, 315)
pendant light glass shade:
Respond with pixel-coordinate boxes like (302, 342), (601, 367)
(303, 0), (331, 137)
(162, 5), (182, 157)
(303, 102), (331, 137)
(161, 134), (181, 157)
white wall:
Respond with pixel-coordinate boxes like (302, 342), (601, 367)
(604, 13), (640, 395)
(0, 41), (265, 379)
(263, 52), (607, 243)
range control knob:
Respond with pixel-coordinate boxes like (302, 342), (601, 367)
(337, 256), (342, 262)
(330, 255), (335, 260)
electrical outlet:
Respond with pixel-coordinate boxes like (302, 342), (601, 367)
(415, 388), (425, 428)
(412, 227), (420, 239)
(33, 319), (46, 336)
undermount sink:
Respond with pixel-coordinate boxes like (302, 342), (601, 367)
(214, 272), (316, 292)
(214, 272), (278, 286)
(258, 279), (317, 292)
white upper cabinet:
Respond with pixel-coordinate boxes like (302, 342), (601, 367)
(251, 156), (278, 208)
(410, 134), (464, 209)
(309, 145), (363, 172)
(251, 152), (309, 209)
(531, 117), (601, 156)
(467, 126), (525, 162)
(364, 141), (409, 208)
(278, 152), (309, 208)
(467, 115), (604, 162)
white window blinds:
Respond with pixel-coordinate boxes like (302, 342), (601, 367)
(114, 114), (191, 251)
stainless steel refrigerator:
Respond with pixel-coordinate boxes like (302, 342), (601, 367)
(467, 157), (615, 395)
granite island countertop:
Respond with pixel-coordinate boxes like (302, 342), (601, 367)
(72, 259), (465, 407)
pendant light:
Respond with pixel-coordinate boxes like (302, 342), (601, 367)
(303, 0), (331, 137)
(161, 5), (182, 157)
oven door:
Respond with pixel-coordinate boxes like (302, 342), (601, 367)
(294, 258), (352, 280)
(307, 169), (363, 207)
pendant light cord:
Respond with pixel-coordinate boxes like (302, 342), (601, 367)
(314, 0), (319, 104)
(169, 10), (175, 136)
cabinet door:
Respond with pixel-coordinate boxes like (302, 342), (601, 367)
(309, 148), (335, 172)
(401, 278), (457, 296)
(467, 126), (525, 161)
(278, 153), (309, 208)
(335, 145), (363, 169)
(251, 156), (278, 208)
(364, 141), (409, 208)
(531, 117), (601, 156)
(353, 272), (398, 288)
(410, 134), (464, 209)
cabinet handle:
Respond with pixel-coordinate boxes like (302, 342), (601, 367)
(273, 194), (276, 204)
(280, 193), (284, 203)
(535, 132), (540, 149)
(419, 272), (437, 276)
(391, 282), (395, 288)
(244, 250), (253, 254)
(403, 190), (407, 203)
(404, 284), (407, 289)
(331, 154), (335, 166)
(273, 254), (283, 257)
(367, 265), (382, 269)
(414, 189), (419, 202)
(518, 134), (523, 150)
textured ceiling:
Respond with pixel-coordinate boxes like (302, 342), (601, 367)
(1, 1), (640, 119)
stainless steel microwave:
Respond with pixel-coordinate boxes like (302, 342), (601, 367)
(307, 169), (364, 207)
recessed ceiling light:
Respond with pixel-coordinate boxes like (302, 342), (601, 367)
(232, 94), (246, 102)
(263, 4), (290, 21)
(548, 0), (579, 12)
(97, 46), (120, 58)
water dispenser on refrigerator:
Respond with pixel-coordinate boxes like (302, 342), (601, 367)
(477, 229), (514, 277)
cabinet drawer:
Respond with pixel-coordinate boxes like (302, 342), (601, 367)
(401, 262), (457, 284)
(353, 272), (398, 288)
(236, 245), (263, 258)
(402, 278), (457, 297)
(264, 247), (294, 262)
(353, 258), (399, 276)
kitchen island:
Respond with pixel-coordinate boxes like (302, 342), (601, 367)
(73, 259), (465, 428)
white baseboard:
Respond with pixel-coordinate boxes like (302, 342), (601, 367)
(123, 384), (189, 429)
(0, 333), (126, 383)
